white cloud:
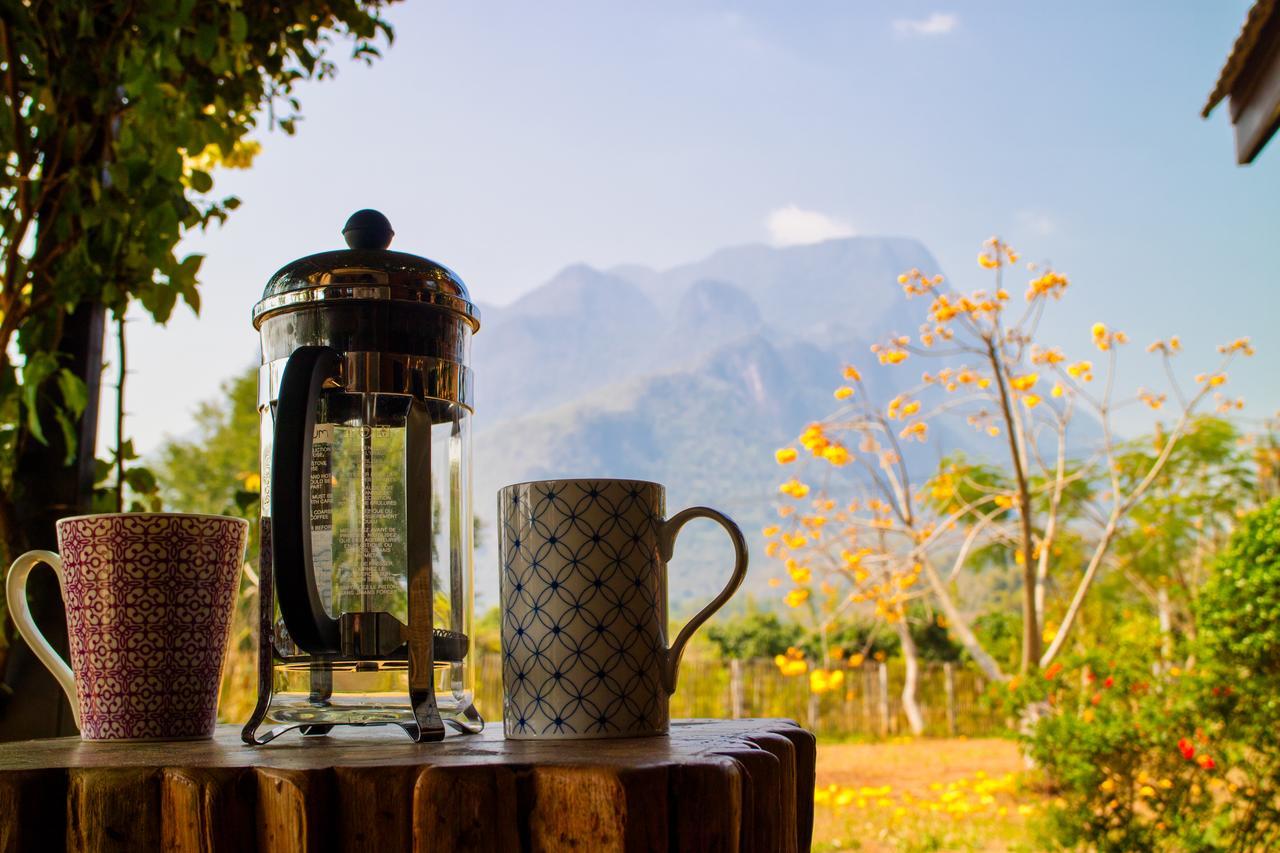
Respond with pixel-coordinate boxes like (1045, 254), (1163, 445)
(766, 205), (856, 247)
(892, 12), (958, 37)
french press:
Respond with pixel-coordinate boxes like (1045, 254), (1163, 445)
(243, 209), (482, 744)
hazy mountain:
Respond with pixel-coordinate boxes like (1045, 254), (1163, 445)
(611, 236), (933, 330)
(469, 236), (950, 610)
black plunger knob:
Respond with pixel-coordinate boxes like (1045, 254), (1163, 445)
(342, 209), (395, 250)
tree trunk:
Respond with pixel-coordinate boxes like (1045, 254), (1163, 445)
(919, 558), (1007, 682)
(876, 662), (890, 737)
(728, 658), (743, 719)
(1157, 586), (1173, 670)
(943, 662), (957, 737)
(895, 621), (925, 736)
(0, 303), (105, 741)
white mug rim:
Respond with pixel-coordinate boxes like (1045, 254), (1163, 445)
(499, 477), (663, 492)
(56, 511), (249, 526)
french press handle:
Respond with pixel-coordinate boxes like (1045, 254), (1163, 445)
(272, 344), (343, 655)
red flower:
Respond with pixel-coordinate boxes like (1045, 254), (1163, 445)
(1085, 670), (1097, 684)
(1178, 738), (1196, 760)
(1090, 692), (1102, 706)
(1044, 662), (1063, 680)
(1103, 676), (1115, 689)
(1197, 754), (1216, 770)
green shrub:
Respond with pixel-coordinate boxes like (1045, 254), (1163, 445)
(705, 609), (805, 660)
(1198, 498), (1280, 676)
(1020, 499), (1280, 851)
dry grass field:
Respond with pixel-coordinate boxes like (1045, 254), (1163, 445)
(812, 737), (1046, 852)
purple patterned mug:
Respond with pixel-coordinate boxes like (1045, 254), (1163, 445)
(5, 513), (247, 740)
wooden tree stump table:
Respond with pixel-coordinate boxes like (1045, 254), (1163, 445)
(0, 718), (814, 853)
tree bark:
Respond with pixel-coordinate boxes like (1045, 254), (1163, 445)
(0, 302), (105, 741)
(1157, 586), (1173, 669)
(918, 558), (1007, 682)
(895, 620), (925, 736)
(984, 336), (1040, 674)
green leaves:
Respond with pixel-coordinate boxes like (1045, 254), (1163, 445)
(93, 438), (163, 513)
(228, 11), (248, 45)
(1199, 499), (1280, 675)
(0, 1), (399, 507)
(187, 169), (213, 194)
(20, 354), (57, 444)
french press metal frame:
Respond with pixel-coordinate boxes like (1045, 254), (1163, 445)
(242, 211), (482, 745)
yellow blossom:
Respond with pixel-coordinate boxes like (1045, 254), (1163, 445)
(788, 565), (811, 584)
(779, 479), (811, 499)
(1066, 360), (1094, 382)
(1092, 323), (1127, 352)
(799, 423), (829, 453)
(1218, 337), (1255, 356)
(843, 365), (862, 381)
(762, 525), (780, 537)
(1022, 393), (1042, 408)
(822, 445), (851, 466)
(784, 588), (810, 608)
(900, 421), (928, 442)
(1026, 270), (1068, 300)
(833, 386), (854, 400)
(774, 647), (808, 676)
(1010, 373), (1039, 392)
(1031, 346), (1065, 365)
(1138, 785), (1156, 798)
(809, 668), (845, 694)
(1099, 778), (1116, 794)
(1139, 390), (1166, 410)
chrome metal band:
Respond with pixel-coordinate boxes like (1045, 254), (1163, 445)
(252, 284), (480, 331)
(258, 352), (474, 410)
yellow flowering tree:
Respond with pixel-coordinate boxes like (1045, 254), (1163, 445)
(768, 238), (1255, 682)
(767, 463), (933, 731)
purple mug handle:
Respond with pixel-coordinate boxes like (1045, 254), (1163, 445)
(5, 550), (81, 729)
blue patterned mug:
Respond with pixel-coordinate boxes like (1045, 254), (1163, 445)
(498, 479), (747, 739)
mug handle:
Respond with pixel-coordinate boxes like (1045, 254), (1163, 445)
(658, 507), (748, 694)
(5, 550), (80, 728)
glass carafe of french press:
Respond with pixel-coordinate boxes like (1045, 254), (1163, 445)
(243, 209), (481, 744)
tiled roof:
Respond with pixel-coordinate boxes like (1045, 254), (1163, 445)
(1203, 0), (1278, 117)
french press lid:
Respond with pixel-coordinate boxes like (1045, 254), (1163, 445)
(251, 209), (480, 331)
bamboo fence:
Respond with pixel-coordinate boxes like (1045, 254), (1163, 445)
(473, 654), (1006, 739)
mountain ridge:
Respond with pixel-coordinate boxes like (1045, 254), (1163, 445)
(469, 235), (951, 610)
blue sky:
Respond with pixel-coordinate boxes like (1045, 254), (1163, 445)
(119, 1), (1278, 453)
